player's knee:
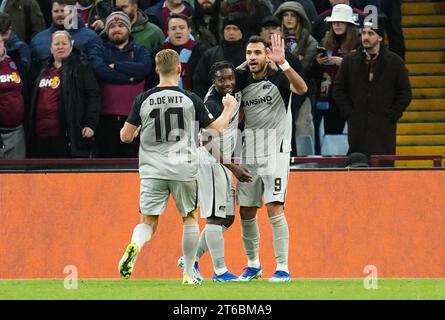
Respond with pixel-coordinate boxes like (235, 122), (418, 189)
(183, 210), (198, 224)
(240, 206), (257, 220)
(207, 216), (235, 228)
(140, 214), (159, 232)
(223, 215), (235, 228)
(266, 202), (284, 217)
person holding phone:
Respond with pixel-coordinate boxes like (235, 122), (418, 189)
(312, 4), (359, 139)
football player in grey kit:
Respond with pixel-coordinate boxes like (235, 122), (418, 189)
(178, 61), (253, 282)
(118, 49), (238, 285)
(236, 34), (308, 282)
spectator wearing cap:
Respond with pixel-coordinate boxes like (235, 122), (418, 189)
(144, 0), (194, 36)
(94, 10), (152, 158)
(259, 15), (282, 43)
(221, 0), (273, 40)
(333, 19), (411, 164)
(345, 152), (369, 168)
(192, 0), (223, 48)
(312, 0), (367, 42)
(192, 12), (247, 99)
(312, 4), (360, 139)
(29, 0), (103, 68)
(115, 0), (165, 53)
(365, 0), (405, 59)
(163, 13), (206, 91)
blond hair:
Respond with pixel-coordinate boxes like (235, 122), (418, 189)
(155, 49), (180, 76)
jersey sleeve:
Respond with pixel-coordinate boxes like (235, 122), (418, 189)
(126, 92), (146, 126)
(189, 92), (215, 129)
(271, 71), (291, 103)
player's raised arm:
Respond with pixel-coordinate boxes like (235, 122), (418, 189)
(267, 33), (308, 95)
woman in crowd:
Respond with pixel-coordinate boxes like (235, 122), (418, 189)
(274, 1), (317, 75)
(313, 4), (359, 136)
(28, 30), (101, 158)
(274, 1), (318, 155)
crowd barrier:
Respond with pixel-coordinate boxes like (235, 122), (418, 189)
(0, 162), (443, 279)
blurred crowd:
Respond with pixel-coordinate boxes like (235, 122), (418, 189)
(0, 0), (409, 160)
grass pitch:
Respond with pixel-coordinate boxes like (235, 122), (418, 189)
(0, 279), (444, 300)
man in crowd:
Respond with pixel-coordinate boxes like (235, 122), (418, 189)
(94, 10), (152, 157)
(333, 20), (411, 165)
(116, 0), (165, 53)
(193, 12), (246, 99)
(29, 0), (102, 68)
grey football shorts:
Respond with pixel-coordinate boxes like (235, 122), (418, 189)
(198, 147), (235, 218)
(236, 152), (290, 208)
(140, 178), (198, 217)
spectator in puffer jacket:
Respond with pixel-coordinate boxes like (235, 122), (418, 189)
(94, 10), (152, 158)
(29, 0), (103, 69)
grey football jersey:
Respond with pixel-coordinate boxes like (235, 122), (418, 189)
(127, 86), (214, 181)
(238, 70), (293, 157)
(200, 86), (242, 159)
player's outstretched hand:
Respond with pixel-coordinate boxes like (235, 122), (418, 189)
(222, 93), (237, 111)
(266, 33), (286, 66)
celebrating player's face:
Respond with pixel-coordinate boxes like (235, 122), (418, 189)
(213, 68), (235, 96)
(246, 42), (268, 74)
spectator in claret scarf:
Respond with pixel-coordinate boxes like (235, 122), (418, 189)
(163, 13), (206, 91)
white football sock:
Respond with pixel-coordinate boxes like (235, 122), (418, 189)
(241, 217), (260, 268)
(204, 224), (228, 275)
(130, 223), (153, 251)
(269, 213), (289, 273)
(182, 224), (200, 277)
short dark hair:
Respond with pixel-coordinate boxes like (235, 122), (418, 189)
(0, 12), (12, 34)
(166, 13), (190, 29)
(247, 35), (270, 49)
(209, 61), (235, 81)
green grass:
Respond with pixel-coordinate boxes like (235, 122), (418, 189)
(0, 279), (444, 300)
